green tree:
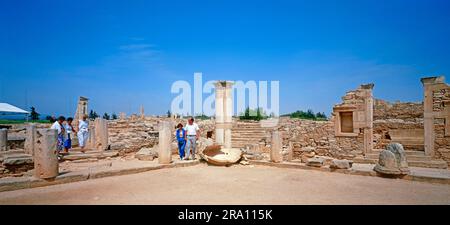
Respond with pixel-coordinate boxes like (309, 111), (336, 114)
(29, 107), (40, 121)
(45, 115), (55, 123)
(89, 110), (99, 119)
(195, 114), (210, 120)
(111, 113), (118, 120)
(288, 109), (328, 121)
(103, 113), (110, 120)
(239, 107), (267, 121)
(167, 110), (172, 118)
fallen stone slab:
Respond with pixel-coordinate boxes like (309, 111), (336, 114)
(330, 159), (353, 170)
(317, 156), (334, 166)
(307, 157), (324, 167)
(135, 147), (158, 161)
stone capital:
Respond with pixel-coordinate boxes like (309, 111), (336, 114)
(214, 81), (234, 89)
(421, 76), (445, 86)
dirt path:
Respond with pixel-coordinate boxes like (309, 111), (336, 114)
(1, 164), (450, 205)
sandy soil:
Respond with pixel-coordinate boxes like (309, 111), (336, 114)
(1, 164), (449, 205)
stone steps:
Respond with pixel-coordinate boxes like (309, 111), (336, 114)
(231, 121), (274, 149)
(232, 133), (269, 138)
(0, 150), (33, 166)
(61, 150), (119, 161)
(231, 129), (266, 134)
(232, 138), (266, 142)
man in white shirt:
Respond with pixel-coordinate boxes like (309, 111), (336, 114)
(184, 117), (200, 160)
(50, 116), (66, 152)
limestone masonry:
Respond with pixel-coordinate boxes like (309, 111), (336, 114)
(0, 76), (449, 179)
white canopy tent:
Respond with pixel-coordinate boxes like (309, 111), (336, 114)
(0, 103), (29, 115)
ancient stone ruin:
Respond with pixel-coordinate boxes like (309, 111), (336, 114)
(332, 83), (374, 156)
(73, 96), (88, 129)
(0, 76), (449, 179)
(374, 143), (410, 175)
(33, 129), (59, 179)
(0, 128), (7, 152)
(93, 118), (109, 151)
(158, 121), (172, 164)
(422, 76), (450, 161)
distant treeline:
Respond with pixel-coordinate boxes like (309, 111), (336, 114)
(282, 109), (328, 121)
(239, 107), (270, 121)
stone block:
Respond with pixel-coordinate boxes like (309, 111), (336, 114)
(330, 159), (352, 169)
(306, 157), (324, 167)
(135, 147), (158, 161)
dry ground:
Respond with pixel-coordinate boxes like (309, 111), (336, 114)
(1, 164), (450, 205)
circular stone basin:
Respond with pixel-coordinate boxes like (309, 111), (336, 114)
(200, 145), (243, 166)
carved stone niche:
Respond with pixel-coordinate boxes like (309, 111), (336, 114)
(333, 106), (359, 137)
(333, 84), (374, 139)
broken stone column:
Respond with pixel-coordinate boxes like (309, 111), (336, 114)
(140, 105), (145, 120)
(87, 125), (96, 149)
(286, 141), (294, 161)
(119, 112), (126, 120)
(270, 131), (282, 163)
(25, 124), (37, 155)
(0, 128), (7, 151)
(34, 128), (59, 179)
(158, 121), (172, 164)
(73, 96), (89, 129)
(374, 143), (409, 175)
(94, 118), (109, 151)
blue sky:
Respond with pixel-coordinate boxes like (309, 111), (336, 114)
(1, 0), (450, 117)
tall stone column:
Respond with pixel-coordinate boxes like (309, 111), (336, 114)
(224, 82), (234, 148)
(34, 128), (59, 179)
(270, 131), (282, 163)
(87, 125), (96, 150)
(25, 124), (36, 155)
(0, 128), (7, 151)
(215, 82), (225, 146)
(158, 121), (172, 164)
(94, 118), (109, 151)
(215, 81), (234, 148)
(73, 96), (89, 129)
(362, 84), (374, 155)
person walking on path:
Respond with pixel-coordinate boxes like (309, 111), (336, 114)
(77, 114), (89, 153)
(50, 116), (66, 152)
(63, 117), (76, 153)
(184, 117), (200, 160)
(175, 123), (186, 160)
